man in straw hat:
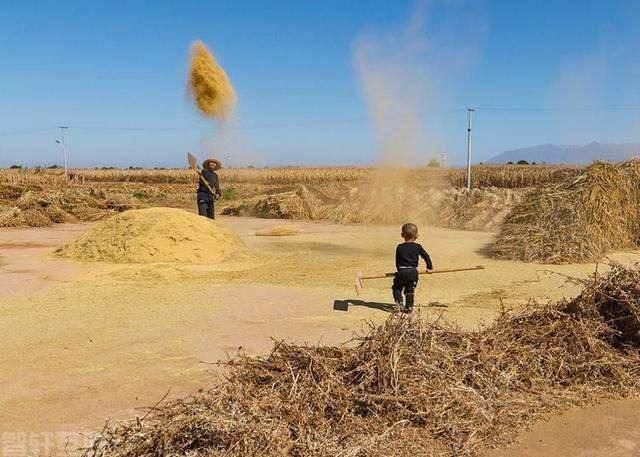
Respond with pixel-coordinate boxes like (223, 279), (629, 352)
(197, 158), (222, 219)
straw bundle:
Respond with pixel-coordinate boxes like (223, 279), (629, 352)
(187, 41), (236, 120)
(492, 161), (640, 263)
(83, 265), (640, 457)
(0, 189), (130, 228)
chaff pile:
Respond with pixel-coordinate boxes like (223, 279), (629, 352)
(492, 161), (640, 263)
(187, 40), (236, 120)
(221, 183), (521, 231)
(84, 265), (640, 457)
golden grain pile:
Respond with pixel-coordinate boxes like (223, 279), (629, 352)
(187, 40), (236, 120)
(492, 161), (640, 263)
(57, 207), (246, 264)
(255, 225), (300, 236)
(83, 265), (640, 457)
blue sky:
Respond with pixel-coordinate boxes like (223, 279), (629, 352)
(1, 0), (639, 167)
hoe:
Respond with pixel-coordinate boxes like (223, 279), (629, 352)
(354, 265), (485, 296)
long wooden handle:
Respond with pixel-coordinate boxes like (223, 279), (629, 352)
(197, 171), (218, 197)
(360, 265), (484, 281)
(188, 152), (218, 197)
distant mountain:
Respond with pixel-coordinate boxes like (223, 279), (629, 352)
(488, 142), (640, 164)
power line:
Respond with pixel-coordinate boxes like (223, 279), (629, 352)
(0, 127), (57, 137)
(2, 105), (640, 137)
(475, 106), (640, 112)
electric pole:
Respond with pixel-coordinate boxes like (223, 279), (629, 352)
(58, 126), (69, 180)
(466, 109), (475, 191)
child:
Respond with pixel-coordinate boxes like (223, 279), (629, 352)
(393, 223), (433, 313)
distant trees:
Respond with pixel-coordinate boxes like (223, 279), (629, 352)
(427, 158), (440, 167)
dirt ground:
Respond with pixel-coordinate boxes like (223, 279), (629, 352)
(1, 216), (640, 456)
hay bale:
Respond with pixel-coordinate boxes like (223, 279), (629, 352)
(58, 207), (247, 264)
(187, 41), (236, 120)
(255, 225), (300, 236)
(492, 161), (640, 263)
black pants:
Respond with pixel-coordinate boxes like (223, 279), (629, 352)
(392, 269), (419, 308)
(197, 195), (215, 219)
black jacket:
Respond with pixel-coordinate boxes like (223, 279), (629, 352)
(197, 169), (221, 197)
(395, 242), (433, 270)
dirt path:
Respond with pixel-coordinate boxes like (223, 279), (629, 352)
(1, 217), (640, 456)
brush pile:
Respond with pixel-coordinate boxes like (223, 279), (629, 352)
(492, 161), (640, 263)
(0, 187), (129, 228)
(187, 40), (236, 120)
(84, 265), (640, 457)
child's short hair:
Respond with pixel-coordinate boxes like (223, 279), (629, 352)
(401, 223), (418, 240)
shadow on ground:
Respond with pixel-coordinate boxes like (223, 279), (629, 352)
(333, 299), (397, 313)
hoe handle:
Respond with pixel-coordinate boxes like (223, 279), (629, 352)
(360, 265), (484, 281)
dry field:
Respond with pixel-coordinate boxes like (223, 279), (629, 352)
(0, 165), (559, 231)
(5, 163), (640, 457)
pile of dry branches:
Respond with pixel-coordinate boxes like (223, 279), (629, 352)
(492, 161), (640, 263)
(84, 265), (640, 457)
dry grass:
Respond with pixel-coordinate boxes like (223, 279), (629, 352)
(0, 175), (130, 228)
(83, 265), (640, 457)
(492, 161), (640, 263)
(187, 40), (236, 120)
(448, 165), (580, 189)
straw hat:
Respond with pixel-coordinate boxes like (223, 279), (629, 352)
(202, 158), (222, 171)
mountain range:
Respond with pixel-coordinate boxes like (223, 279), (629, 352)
(488, 142), (640, 164)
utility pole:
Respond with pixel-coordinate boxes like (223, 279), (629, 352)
(57, 126), (69, 180)
(466, 109), (475, 191)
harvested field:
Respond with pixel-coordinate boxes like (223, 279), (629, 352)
(83, 265), (640, 457)
(57, 207), (247, 264)
(492, 161), (640, 263)
(448, 165), (581, 189)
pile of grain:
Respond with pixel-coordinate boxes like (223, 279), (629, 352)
(0, 188), (129, 228)
(187, 40), (236, 120)
(492, 161), (640, 263)
(255, 225), (300, 236)
(83, 265), (640, 457)
(57, 207), (246, 264)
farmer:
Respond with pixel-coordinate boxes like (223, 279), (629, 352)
(393, 223), (433, 313)
(197, 158), (222, 219)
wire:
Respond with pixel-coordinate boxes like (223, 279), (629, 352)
(0, 127), (57, 137)
(474, 106), (640, 112)
(2, 105), (640, 137)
